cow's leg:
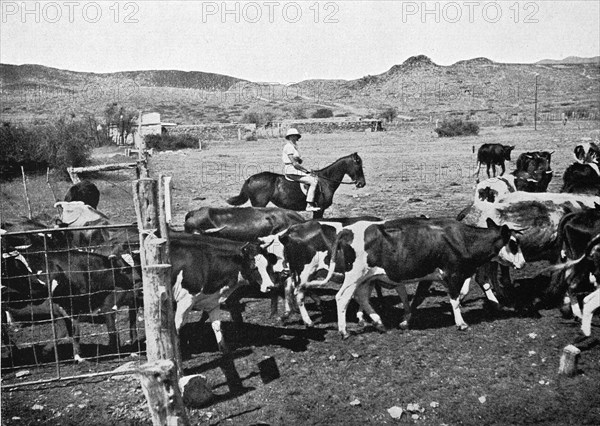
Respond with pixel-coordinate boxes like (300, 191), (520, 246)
(127, 306), (138, 348)
(72, 315), (84, 362)
(447, 276), (469, 330)
(395, 283), (411, 329)
(335, 272), (363, 339)
(279, 277), (296, 323)
(581, 289), (600, 337)
(208, 309), (228, 353)
(486, 163), (492, 178)
(295, 285), (315, 328)
(500, 162), (506, 176)
(410, 280), (433, 313)
(353, 280), (386, 333)
(174, 295), (194, 335)
(208, 308), (243, 391)
(104, 310), (119, 352)
(570, 293), (583, 320)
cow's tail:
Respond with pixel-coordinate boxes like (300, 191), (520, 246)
(302, 232), (343, 289)
(226, 181), (250, 206)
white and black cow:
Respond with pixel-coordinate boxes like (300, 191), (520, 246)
(561, 142), (600, 195)
(168, 231), (276, 354)
(183, 206), (305, 319)
(302, 217), (525, 338)
(257, 217), (406, 330)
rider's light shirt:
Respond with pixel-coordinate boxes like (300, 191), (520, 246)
(282, 142), (303, 175)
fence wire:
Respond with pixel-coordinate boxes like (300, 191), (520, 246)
(1, 224), (146, 389)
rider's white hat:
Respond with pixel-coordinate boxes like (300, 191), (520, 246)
(285, 128), (301, 140)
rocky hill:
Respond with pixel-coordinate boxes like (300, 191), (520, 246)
(1, 56), (598, 125)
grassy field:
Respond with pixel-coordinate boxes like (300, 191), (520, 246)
(1, 121), (600, 425)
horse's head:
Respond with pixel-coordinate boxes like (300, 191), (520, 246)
(349, 153), (366, 188)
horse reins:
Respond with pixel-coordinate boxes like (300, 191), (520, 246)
(314, 173), (357, 185)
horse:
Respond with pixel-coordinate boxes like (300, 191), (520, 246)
(226, 153), (366, 218)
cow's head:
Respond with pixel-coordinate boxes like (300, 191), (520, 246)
(258, 232), (287, 274)
(240, 242), (276, 293)
(487, 218), (526, 269)
(349, 152), (366, 189)
(503, 145), (515, 161)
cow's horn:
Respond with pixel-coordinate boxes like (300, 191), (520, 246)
(203, 225), (227, 234)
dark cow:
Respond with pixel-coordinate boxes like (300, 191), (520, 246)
(169, 231), (276, 353)
(476, 144), (515, 178)
(561, 163), (600, 195)
(513, 151), (553, 192)
(184, 207), (305, 241)
(13, 244), (142, 362)
(304, 217), (525, 338)
(550, 206), (600, 319)
(552, 234), (600, 337)
(64, 180), (100, 209)
(458, 192), (600, 308)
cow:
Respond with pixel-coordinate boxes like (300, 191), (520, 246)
(476, 144), (515, 178)
(474, 176), (517, 204)
(551, 234), (600, 338)
(64, 180), (100, 209)
(549, 206), (600, 319)
(169, 231), (276, 350)
(301, 217), (525, 339)
(183, 207), (305, 319)
(11, 242), (142, 362)
(561, 163), (600, 196)
(184, 207), (305, 241)
(458, 192), (600, 308)
(257, 217), (406, 329)
(513, 151), (553, 192)
(560, 142), (600, 195)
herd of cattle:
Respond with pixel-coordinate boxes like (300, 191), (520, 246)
(1, 141), (600, 368)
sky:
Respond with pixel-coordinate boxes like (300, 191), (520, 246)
(1, 1), (599, 83)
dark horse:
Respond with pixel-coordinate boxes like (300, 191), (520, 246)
(226, 153), (366, 218)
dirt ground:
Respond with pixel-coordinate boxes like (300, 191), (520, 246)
(2, 122), (600, 425)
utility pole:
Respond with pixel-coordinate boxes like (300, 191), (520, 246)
(534, 74), (539, 131)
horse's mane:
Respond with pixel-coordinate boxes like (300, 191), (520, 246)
(314, 153), (358, 173)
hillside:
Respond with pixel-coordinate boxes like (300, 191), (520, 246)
(1, 56), (598, 125)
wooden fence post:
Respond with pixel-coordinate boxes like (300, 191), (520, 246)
(133, 178), (189, 426)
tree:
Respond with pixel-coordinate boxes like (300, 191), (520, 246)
(312, 108), (333, 118)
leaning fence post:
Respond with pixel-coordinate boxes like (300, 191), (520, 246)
(133, 178), (189, 426)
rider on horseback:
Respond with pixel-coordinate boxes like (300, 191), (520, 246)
(282, 128), (320, 212)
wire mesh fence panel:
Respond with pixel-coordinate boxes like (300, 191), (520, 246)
(1, 224), (147, 388)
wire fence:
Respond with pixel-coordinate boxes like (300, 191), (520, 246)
(1, 224), (147, 389)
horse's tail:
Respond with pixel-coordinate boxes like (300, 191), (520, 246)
(226, 181), (250, 206)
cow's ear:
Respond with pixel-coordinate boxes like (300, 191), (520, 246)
(485, 218), (500, 229)
(266, 253), (278, 265)
(500, 225), (511, 242)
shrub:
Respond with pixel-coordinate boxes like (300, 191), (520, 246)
(379, 107), (398, 122)
(434, 119), (480, 137)
(145, 134), (198, 151)
(312, 108), (333, 118)
(0, 119), (94, 179)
